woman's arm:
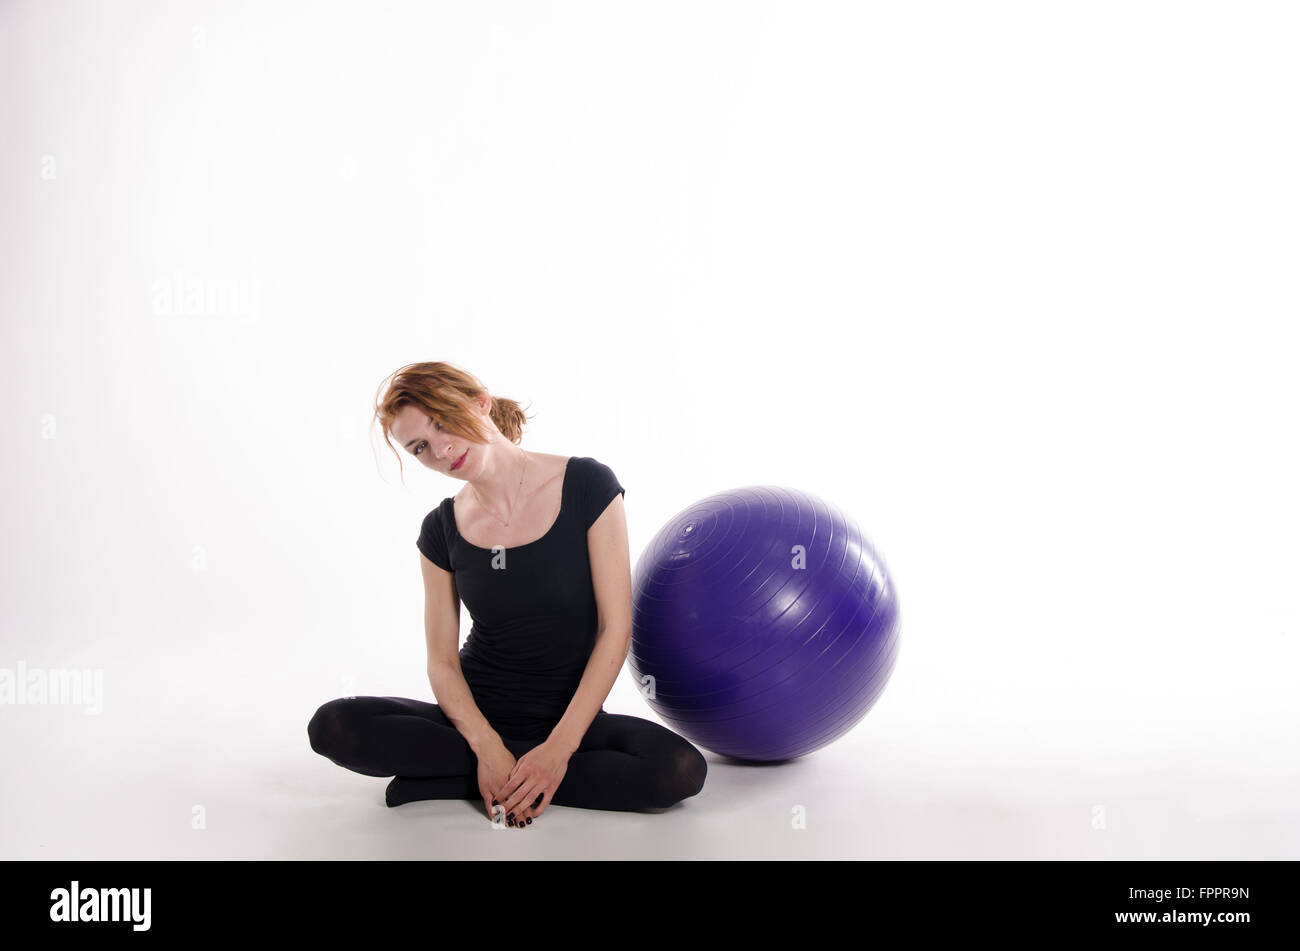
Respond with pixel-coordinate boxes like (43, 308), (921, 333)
(547, 493), (633, 755)
(429, 661), (505, 755)
(547, 628), (630, 755)
(420, 552), (505, 755)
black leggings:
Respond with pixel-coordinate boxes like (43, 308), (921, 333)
(307, 696), (708, 812)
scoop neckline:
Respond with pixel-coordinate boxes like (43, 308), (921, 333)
(449, 455), (575, 553)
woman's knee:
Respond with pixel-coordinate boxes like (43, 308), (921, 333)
(654, 741), (708, 808)
(307, 697), (362, 757)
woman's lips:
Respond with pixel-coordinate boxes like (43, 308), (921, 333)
(450, 450), (467, 472)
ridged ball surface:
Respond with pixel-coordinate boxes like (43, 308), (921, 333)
(629, 485), (900, 761)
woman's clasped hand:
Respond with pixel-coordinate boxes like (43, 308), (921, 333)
(478, 738), (571, 828)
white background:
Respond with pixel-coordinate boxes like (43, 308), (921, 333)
(2, 0), (1296, 859)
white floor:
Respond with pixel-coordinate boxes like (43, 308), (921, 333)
(4, 636), (1297, 861)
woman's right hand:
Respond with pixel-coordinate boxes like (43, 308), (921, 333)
(477, 742), (518, 824)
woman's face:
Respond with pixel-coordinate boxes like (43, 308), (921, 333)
(392, 400), (487, 476)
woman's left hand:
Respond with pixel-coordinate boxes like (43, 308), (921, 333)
(494, 739), (570, 825)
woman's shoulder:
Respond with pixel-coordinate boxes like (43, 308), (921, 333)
(534, 451), (582, 485)
(563, 454), (620, 486)
(562, 454), (622, 479)
(421, 495), (455, 530)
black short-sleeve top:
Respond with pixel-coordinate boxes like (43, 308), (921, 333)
(416, 455), (626, 739)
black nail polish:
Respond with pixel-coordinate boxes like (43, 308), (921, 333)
(525, 817), (532, 825)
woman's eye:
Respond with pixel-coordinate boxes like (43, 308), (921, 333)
(435, 422), (443, 431)
(414, 441), (427, 455)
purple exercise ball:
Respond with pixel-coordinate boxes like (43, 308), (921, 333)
(629, 485), (900, 761)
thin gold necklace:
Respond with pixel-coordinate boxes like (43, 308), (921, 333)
(471, 450), (528, 526)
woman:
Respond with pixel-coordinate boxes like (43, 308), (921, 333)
(307, 361), (707, 827)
